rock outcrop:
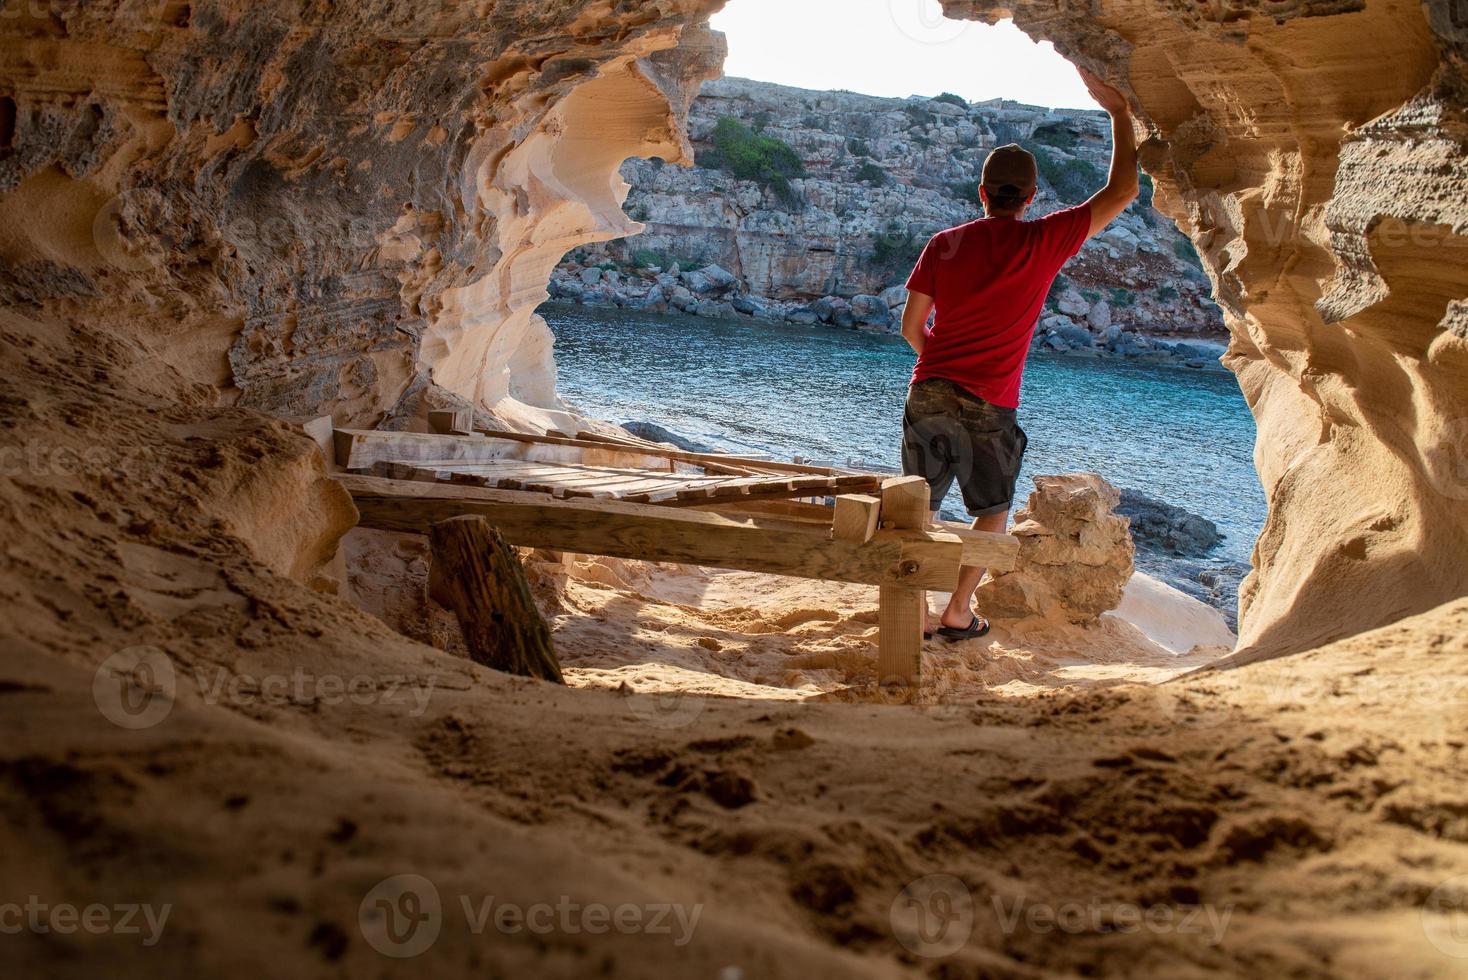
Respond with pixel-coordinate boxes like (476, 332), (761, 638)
(549, 77), (1224, 348)
(0, 0), (1463, 661)
(975, 474), (1135, 624)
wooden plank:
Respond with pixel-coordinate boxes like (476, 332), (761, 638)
(341, 475), (963, 590)
(427, 408), (475, 436)
(880, 475), (932, 529)
(938, 522), (1022, 573)
(336, 429), (520, 470)
(831, 494), (881, 544)
(686, 498), (836, 523)
(479, 426), (840, 476)
(878, 475), (933, 687)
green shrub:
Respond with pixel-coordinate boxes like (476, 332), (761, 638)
(902, 103), (935, 128)
(1156, 285), (1179, 302)
(1172, 237), (1201, 265)
(847, 137), (872, 157)
(946, 179), (980, 206)
(1034, 147), (1103, 204)
(912, 134), (934, 148)
(801, 113), (825, 130)
(1031, 122), (1079, 152)
(933, 92), (968, 108)
(870, 220), (926, 272)
(751, 109), (773, 132)
(1081, 288), (1101, 304)
(699, 116), (807, 206)
(1109, 287), (1135, 307)
(856, 161), (888, 185)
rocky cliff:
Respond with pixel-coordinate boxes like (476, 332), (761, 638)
(548, 76), (1225, 355)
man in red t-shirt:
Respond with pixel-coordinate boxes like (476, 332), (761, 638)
(900, 68), (1140, 641)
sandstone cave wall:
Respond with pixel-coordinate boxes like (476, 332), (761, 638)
(1, 0), (1465, 660)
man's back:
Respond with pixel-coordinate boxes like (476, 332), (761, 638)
(906, 204), (1091, 409)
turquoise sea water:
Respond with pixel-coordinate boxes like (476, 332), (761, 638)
(541, 304), (1266, 571)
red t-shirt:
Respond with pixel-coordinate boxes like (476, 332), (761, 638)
(906, 204), (1091, 408)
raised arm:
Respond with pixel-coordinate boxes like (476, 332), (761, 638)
(901, 290), (935, 356)
(1077, 68), (1139, 239)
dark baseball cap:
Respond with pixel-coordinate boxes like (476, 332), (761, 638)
(981, 143), (1038, 196)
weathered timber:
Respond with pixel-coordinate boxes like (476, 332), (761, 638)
(832, 494), (882, 544)
(428, 516), (563, 683)
(342, 475), (963, 590)
(878, 475), (933, 687)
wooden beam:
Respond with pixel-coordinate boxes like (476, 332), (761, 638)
(831, 494), (881, 544)
(880, 475), (931, 528)
(937, 522), (1021, 573)
(428, 516), (563, 684)
(878, 476), (932, 687)
(341, 475), (963, 591)
(427, 408), (475, 436)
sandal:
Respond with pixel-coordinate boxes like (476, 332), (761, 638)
(936, 614), (991, 642)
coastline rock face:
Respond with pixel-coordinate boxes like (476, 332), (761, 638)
(976, 474), (1135, 624)
(555, 76), (1224, 338)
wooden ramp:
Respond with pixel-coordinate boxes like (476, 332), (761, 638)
(331, 423), (1019, 685)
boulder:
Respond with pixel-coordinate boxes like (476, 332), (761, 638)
(850, 294), (890, 325)
(787, 310), (820, 325)
(578, 267), (603, 286)
(1116, 489), (1223, 557)
(550, 279), (585, 301)
(1056, 289), (1090, 318)
(809, 297), (837, 323)
(636, 286), (668, 313)
(692, 299), (737, 319)
(668, 285), (696, 311)
(1040, 315), (1095, 349)
(682, 263), (737, 295)
(621, 422), (713, 453)
(731, 293), (764, 316)
(1086, 300), (1112, 331)
(879, 285), (909, 309)
(975, 473), (1135, 625)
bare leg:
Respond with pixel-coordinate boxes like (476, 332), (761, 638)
(940, 509), (1009, 630)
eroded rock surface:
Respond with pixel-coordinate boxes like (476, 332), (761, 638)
(977, 473), (1136, 624)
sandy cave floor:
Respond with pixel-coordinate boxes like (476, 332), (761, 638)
(2, 312), (1465, 977)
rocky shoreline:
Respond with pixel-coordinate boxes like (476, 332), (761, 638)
(547, 271), (1229, 370)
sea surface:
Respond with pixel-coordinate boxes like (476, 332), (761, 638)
(541, 304), (1266, 576)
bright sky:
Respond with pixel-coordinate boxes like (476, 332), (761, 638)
(708, 0), (1096, 110)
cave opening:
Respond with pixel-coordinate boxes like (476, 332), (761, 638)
(529, 0), (1259, 696)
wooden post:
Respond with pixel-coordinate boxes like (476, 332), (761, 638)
(831, 494), (881, 544)
(877, 477), (931, 687)
(428, 516), (564, 684)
